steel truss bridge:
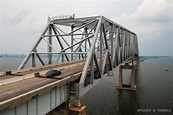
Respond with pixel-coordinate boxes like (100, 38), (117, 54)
(0, 16), (139, 115)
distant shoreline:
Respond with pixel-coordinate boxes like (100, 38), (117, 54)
(0, 54), (26, 58)
(0, 54), (172, 59)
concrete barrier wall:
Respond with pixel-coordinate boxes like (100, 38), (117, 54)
(1, 85), (68, 115)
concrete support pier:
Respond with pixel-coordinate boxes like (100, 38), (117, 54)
(54, 99), (86, 115)
(117, 63), (136, 90)
(69, 105), (86, 115)
(118, 65), (123, 88)
(130, 65), (136, 88)
(136, 58), (140, 69)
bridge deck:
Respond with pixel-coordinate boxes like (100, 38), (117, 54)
(0, 59), (86, 111)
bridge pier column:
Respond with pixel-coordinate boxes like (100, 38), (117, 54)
(56, 98), (86, 115)
(135, 58), (140, 69)
(108, 70), (114, 76)
(68, 98), (86, 115)
(69, 105), (86, 115)
(117, 63), (136, 90)
(118, 65), (123, 88)
(131, 65), (136, 88)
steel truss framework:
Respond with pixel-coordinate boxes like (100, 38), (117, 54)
(18, 16), (139, 99)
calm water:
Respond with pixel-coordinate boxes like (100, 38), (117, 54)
(0, 57), (173, 115)
(0, 57), (24, 72)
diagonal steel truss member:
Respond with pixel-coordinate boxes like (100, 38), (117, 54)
(18, 16), (139, 98)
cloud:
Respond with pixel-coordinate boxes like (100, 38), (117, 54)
(10, 10), (31, 25)
(137, 0), (173, 24)
(113, 0), (173, 55)
(1, 0), (173, 55)
(1, 0), (125, 54)
(114, 0), (173, 38)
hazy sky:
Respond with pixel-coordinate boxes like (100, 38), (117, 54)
(0, 0), (173, 56)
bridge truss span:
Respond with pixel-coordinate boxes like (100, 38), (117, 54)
(18, 16), (139, 101)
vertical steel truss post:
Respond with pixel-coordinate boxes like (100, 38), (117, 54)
(99, 25), (103, 74)
(112, 27), (119, 67)
(102, 24), (112, 71)
(71, 25), (74, 61)
(84, 27), (88, 58)
(48, 24), (52, 64)
(110, 24), (114, 68)
(31, 53), (35, 67)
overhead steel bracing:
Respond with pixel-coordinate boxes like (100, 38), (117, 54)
(18, 16), (139, 100)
